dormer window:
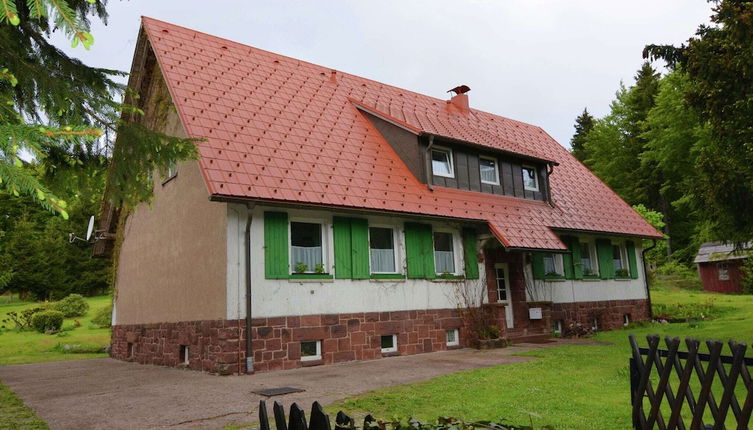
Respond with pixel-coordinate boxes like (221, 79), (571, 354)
(431, 147), (454, 178)
(522, 165), (539, 191)
(479, 156), (499, 185)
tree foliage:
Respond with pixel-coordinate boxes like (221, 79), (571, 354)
(644, 0), (753, 244)
(569, 108), (594, 162)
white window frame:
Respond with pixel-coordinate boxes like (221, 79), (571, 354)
(180, 345), (189, 364)
(432, 229), (462, 275)
(591, 318), (599, 332)
(553, 320), (563, 335)
(431, 147), (455, 178)
(479, 155), (500, 185)
(368, 225), (400, 274)
(580, 240), (599, 276)
(380, 334), (397, 353)
(612, 241), (628, 275)
(522, 165), (540, 192)
(289, 217), (329, 274)
(162, 161), (178, 184)
(542, 253), (564, 277)
(717, 263), (729, 281)
(300, 340), (322, 361)
(446, 328), (460, 347)
(623, 314), (631, 327)
(494, 263), (511, 303)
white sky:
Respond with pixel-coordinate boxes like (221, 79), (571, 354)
(53, 0), (713, 148)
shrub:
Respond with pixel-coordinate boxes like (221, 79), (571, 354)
(653, 297), (720, 322)
(91, 304), (112, 328)
(1, 307), (44, 330)
(31, 310), (64, 333)
(656, 261), (698, 280)
(740, 258), (753, 295)
(52, 294), (89, 318)
(52, 343), (106, 354)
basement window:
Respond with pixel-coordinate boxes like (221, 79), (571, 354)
(591, 318), (599, 332)
(522, 165), (539, 191)
(180, 345), (189, 364)
(431, 147), (454, 178)
(300, 340), (321, 361)
(446, 329), (459, 347)
(381, 334), (397, 353)
(623, 314), (631, 327)
(553, 320), (563, 335)
(127, 342), (134, 359)
(717, 263), (729, 281)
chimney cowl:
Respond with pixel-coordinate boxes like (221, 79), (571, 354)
(447, 85), (470, 111)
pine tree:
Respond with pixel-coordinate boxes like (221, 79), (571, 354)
(570, 108), (594, 162)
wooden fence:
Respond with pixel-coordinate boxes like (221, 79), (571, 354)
(258, 400), (372, 430)
(629, 334), (753, 430)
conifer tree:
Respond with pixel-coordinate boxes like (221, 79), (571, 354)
(570, 108), (594, 162)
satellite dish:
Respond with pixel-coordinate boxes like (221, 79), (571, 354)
(86, 216), (95, 241)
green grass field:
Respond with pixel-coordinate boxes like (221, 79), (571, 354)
(0, 295), (112, 365)
(330, 286), (753, 429)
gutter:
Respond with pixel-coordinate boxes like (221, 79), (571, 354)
(641, 239), (658, 320)
(244, 203), (254, 373)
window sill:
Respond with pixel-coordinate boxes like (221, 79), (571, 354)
(580, 277), (602, 282)
(540, 277), (566, 282)
(614, 277), (632, 281)
(161, 174), (177, 186)
(300, 359), (324, 367)
(370, 274), (406, 280)
(288, 274), (334, 283)
(380, 351), (400, 357)
(431, 277), (465, 283)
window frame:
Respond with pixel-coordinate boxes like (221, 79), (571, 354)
(717, 263), (730, 281)
(495, 263), (511, 303)
(161, 161), (178, 185)
(432, 229), (462, 276)
(522, 165), (540, 192)
(579, 240), (599, 277)
(288, 217), (329, 274)
(380, 334), (398, 353)
(445, 328), (460, 347)
(479, 155), (500, 185)
(368, 225), (400, 274)
(612, 241), (629, 277)
(542, 253), (565, 278)
(300, 340), (322, 362)
(431, 147), (455, 178)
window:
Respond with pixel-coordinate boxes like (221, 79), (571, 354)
(180, 345), (189, 364)
(369, 227), (396, 273)
(496, 266), (508, 302)
(580, 241), (598, 276)
(591, 318), (599, 332)
(290, 222), (324, 273)
(162, 162), (178, 184)
(542, 253), (563, 276)
(433, 232), (455, 274)
(300, 340), (322, 361)
(446, 329), (459, 347)
(431, 148), (454, 178)
(718, 263), (729, 281)
(553, 320), (563, 335)
(613, 243), (628, 276)
(380, 334), (397, 353)
(522, 165), (539, 191)
(623, 314), (631, 326)
(479, 156), (499, 185)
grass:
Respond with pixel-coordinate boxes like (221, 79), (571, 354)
(0, 295), (112, 365)
(330, 285), (753, 429)
(0, 382), (49, 430)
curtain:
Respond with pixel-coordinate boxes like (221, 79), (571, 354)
(291, 246), (322, 271)
(435, 251), (455, 273)
(370, 249), (395, 273)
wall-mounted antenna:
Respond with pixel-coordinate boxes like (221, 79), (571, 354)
(68, 216), (101, 244)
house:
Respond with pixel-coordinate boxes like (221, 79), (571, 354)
(694, 242), (752, 293)
(102, 17), (662, 374)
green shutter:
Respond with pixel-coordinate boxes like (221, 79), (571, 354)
(264, 211), (289, 279)
(405, 223), (435, 279)
(570, 237), (583, 279)
(562, 237), (574, 279)
(463, 228), (479, 279)
(351, 218), (370, 279)
(596, 238), (614, 279)
(626, 240), (639, 279)
(333, 217), (352, 279)
(532, 253), (545, 279)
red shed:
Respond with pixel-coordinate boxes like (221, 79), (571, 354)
(694, 242), (751, 293)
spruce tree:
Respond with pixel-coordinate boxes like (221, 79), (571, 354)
(570, 108), (594, 162)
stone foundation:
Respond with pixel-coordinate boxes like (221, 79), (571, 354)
(550, 299), (650, 331)
(111, 308), (464, 374)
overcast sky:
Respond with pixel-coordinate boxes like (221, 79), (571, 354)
(55, 1), (712, 148)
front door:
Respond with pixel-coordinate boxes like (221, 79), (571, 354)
(494, 263), (513, 329)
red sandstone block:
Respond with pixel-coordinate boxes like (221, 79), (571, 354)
(346, 318), (360, 330)
(379, 312), (391, 321)
(267, 317), (286, 327)
(323, 338), (338, 353)
(287, 343), (301, 360)
(300, 315), (321, 327)
(265, 338), (282, 351)
(423, 338), (433, 352)
(251, 318), (267, 327)
(365, 313), (379, 322)
(418, 325), (429, 338)
(322, 314), (339, 325)
(287, 316), (301, 328)
(337, 337), (350, 350)
(350, 331), (366, 345)
(218, 327), (239, 340)
(377, 321), (402, 334)
(281, 328), (291, 343)
(257, 327), (274, 339)
(333, 350), (355, 363)
(362, 349), (376, 360)
(330, 325), (347, 338)
(360, 322), (375, 332)
(283, 360), (298, 370)
(292, 326), (328, 341)
(390, 311), (410, 320)
(262, 351), (273, 361)
(408, 332), (418, 344)
(273, 350), (287, 359)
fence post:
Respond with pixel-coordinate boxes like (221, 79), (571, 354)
(630, 357), (641, 429)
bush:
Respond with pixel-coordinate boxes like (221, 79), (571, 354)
(653, 297), (720, 322)
(1, 307), (44, 330)
(91, 304), (112, 328)
(52, 294), (89, 318)
(656, 261), (698, 280)
(31, 310), (64, 333)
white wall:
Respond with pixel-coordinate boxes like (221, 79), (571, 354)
(226, 204), (486, 319)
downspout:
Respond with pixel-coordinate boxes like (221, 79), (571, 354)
(545, 162), (555, 207)
(425, 135), (435, 191)
(641, 239), (657, 320)
(244, 203), (254, 373)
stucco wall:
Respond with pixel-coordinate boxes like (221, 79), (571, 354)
(114, 112), (227, 325)
(226, 204), (486, 319)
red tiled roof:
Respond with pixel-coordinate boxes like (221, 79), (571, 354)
(141, 17), (662, 250)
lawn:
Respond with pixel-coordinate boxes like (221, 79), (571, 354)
(0, 295), (112, 365)
(330, 286), (753, 429)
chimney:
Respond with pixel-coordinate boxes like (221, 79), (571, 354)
(447, 85), (471, 111)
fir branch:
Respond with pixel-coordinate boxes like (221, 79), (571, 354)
(1, 0), (19, 25)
